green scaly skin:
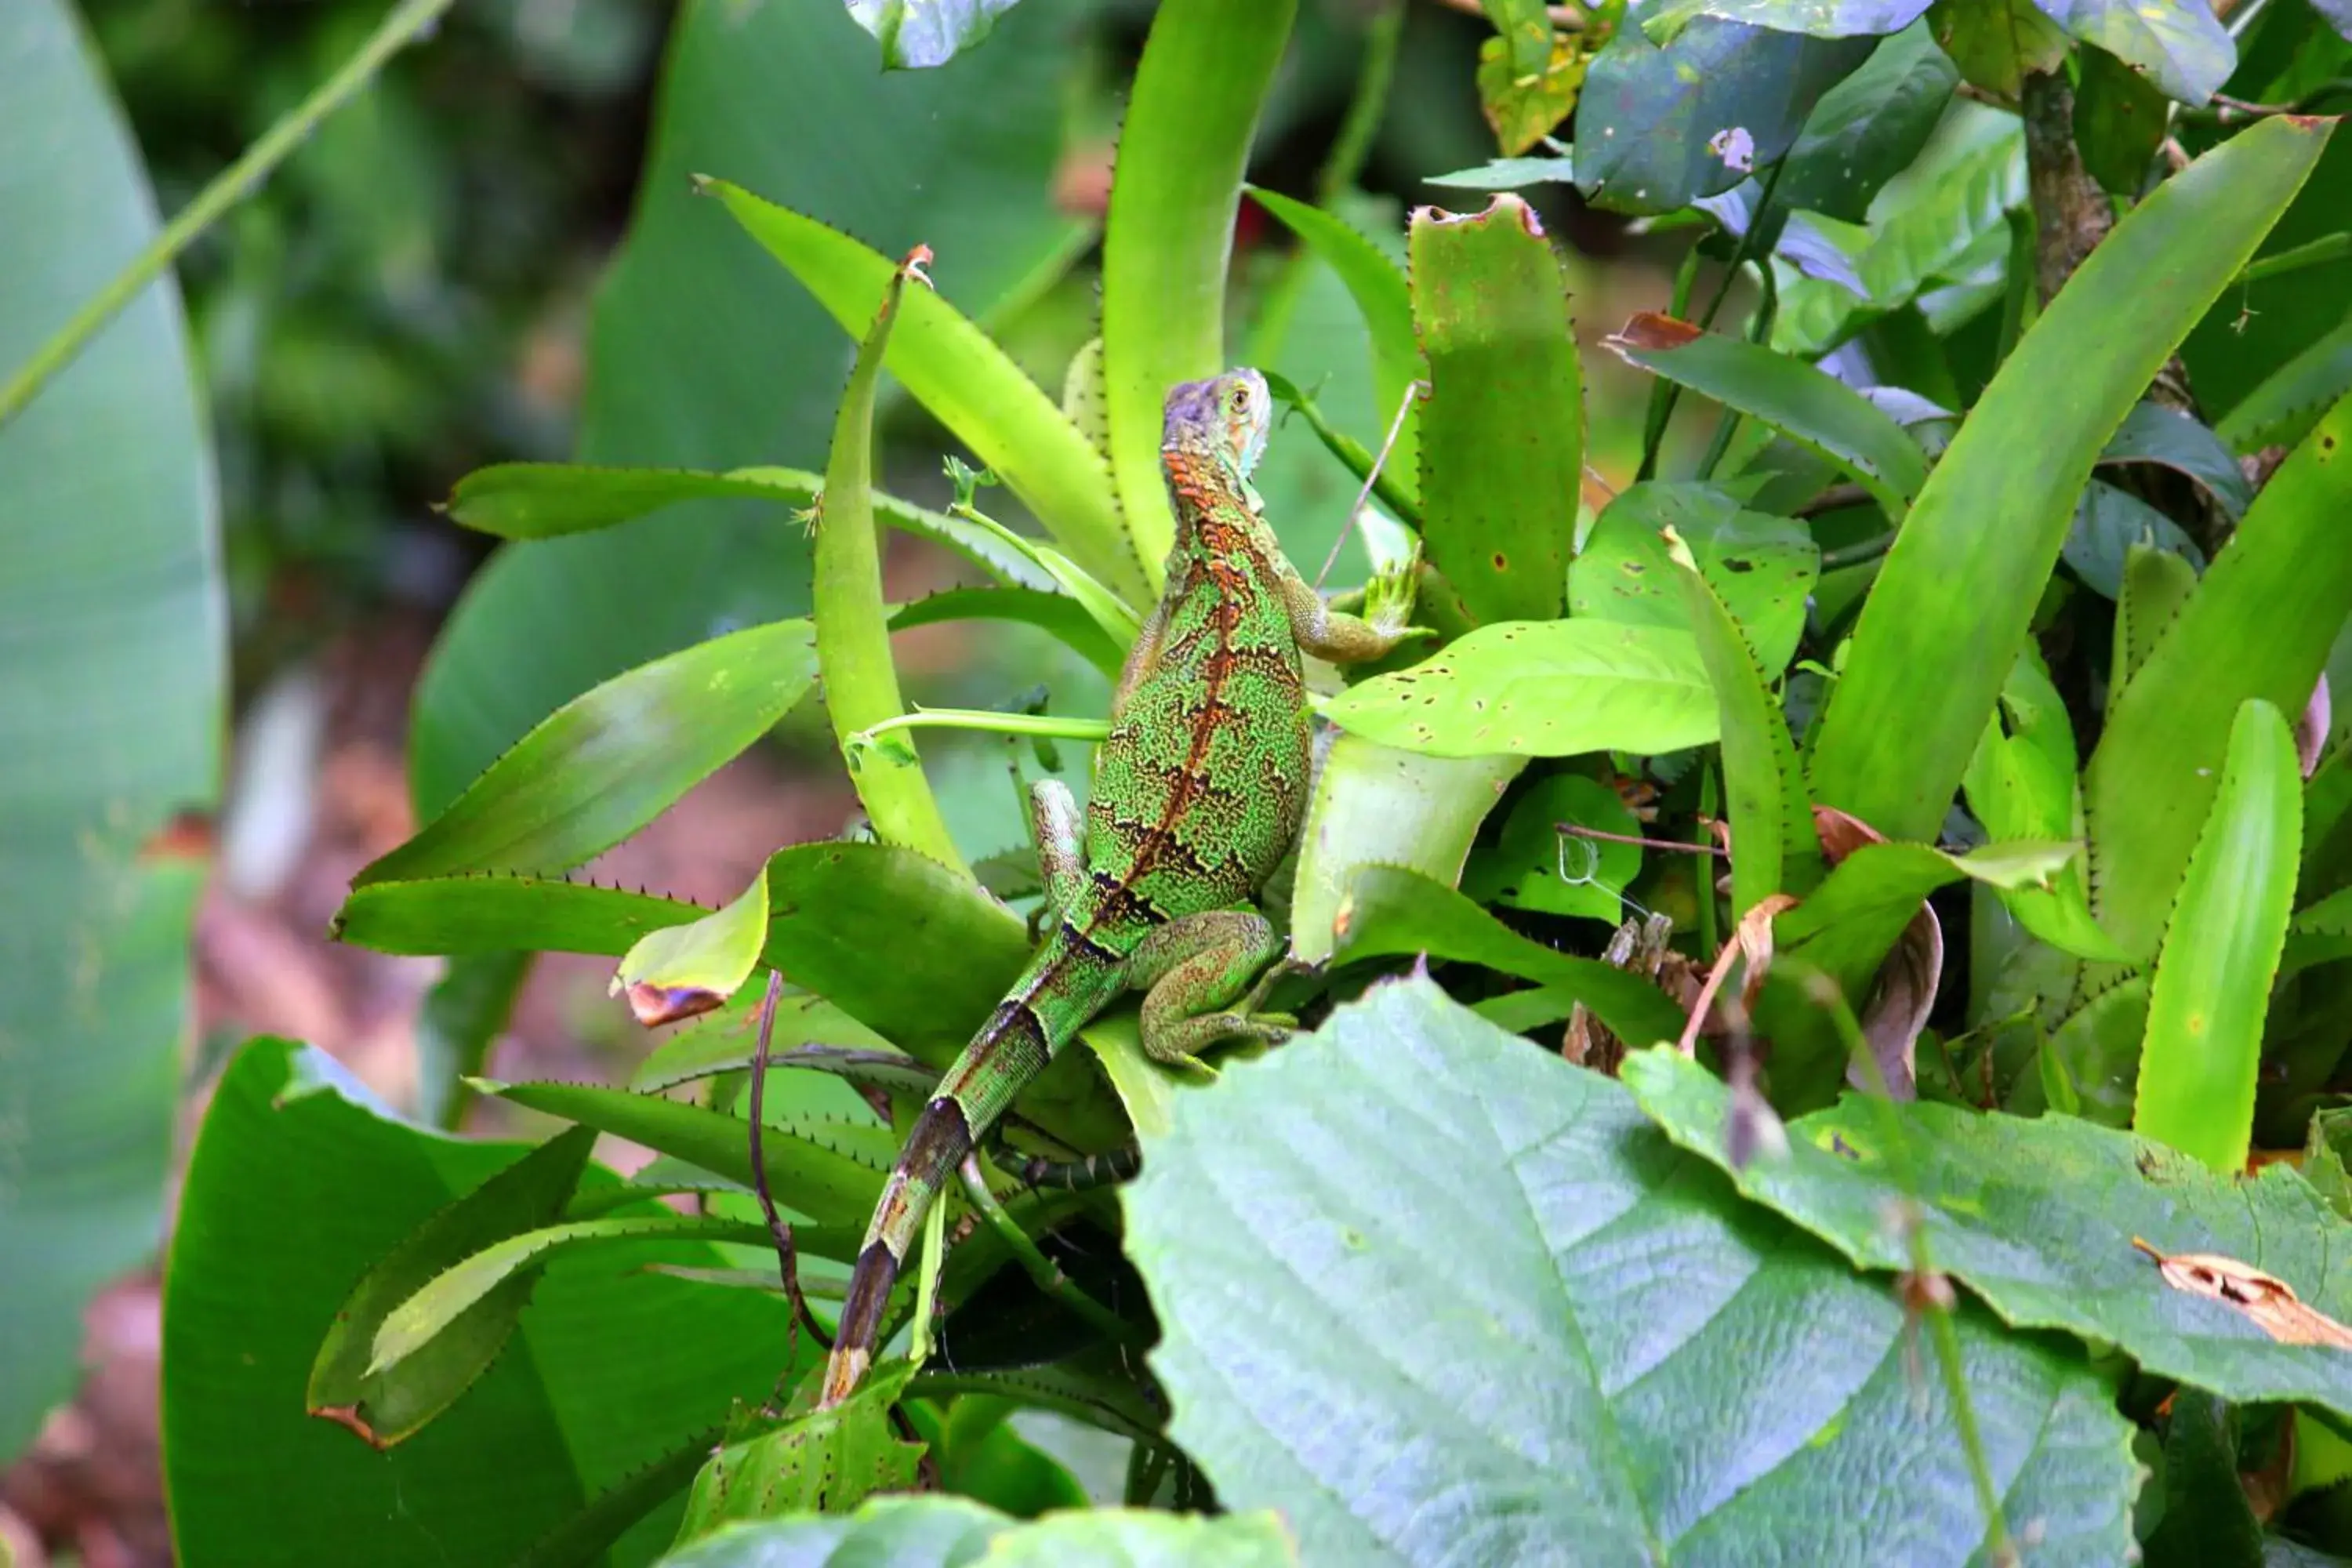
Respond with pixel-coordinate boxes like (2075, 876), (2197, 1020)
(817, 367), (1423, 1408)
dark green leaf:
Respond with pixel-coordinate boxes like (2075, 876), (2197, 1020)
(1777, 23), (1959, 222)
(2063, 481), (2204, 599)
(307, 1128), (597, 1447)
(1626, 1046), (2352, 1418)
(1127, 981), (2139, 1564)
(2074, 43), (2169, 196)
(2097, 401), (2255, 519)
(1327, 866), (1691, 1046)
(674, 1363), (924, 1537)
(165, 1040), (790, 1565)
(1926, 0), (2068, 96)
(1409, 194), (1581, 624)
(1571, 482), (1820, 675)
(2143, 1392), (2264, 1568)
(362, 621), (815, 887)
(1606, 317), (1929, 516)
(1461, 773), (1642, 920)
(1575, 19), (1875, 215)
(1809, 115), (2330, 846)
(1322, 619), (1718, 758)
(848, 0), (1024, 69)
(0, 0), (225, 1464)
(2089, 392), (2352, 960)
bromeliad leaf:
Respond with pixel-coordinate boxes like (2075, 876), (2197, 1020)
(354, 620), (816, 887)
(1569, 481), (1820, 675)
(672, 1362), (924, 1539)
(1605, 314), (1929, 517)
(1409, 194), (1581, 626)
(1321, 619), (1718, 759)
(1625, 1046), (2352, 1419)
(1124, 981), (2139, 1564)
(444, 463), (1056, 590)
(611, 866), (771, 1027)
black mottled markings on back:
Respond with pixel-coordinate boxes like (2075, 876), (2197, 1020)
(1057, 916), (1123, 966)
(1085, 869), (1173, 929)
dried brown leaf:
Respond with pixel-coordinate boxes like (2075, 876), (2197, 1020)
(2132, 1239), (2352, 1350)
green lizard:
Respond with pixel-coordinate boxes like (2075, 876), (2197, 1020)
(817, 367), (1422, 1407)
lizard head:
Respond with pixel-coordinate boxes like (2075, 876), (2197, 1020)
(1162, 368), (1272, 478)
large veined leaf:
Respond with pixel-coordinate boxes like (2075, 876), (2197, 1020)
(654, 1496), (1299, 1566)
(0, 0), (226, 1464)
(1322, 619), (1719, 758)
(1575, 18), (1875, 216)
(1626, 1047), (2352, 1419)
(1807, 115), (2331, 846)
(163, 1040), (789, 1566)
(1126, 980), (2138, 1565)
(408, 0), (1090, 816)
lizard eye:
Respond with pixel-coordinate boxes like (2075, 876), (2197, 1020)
(1229, 384), (1252, 414)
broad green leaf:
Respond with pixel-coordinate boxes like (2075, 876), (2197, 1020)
(2144, 1392), (2265, 1568)
(2064, 481), (2203, 600)
(307, 1128), (597, 1448)
(1099, 0), (1297, 577)
(2216, 303), (2352, 456)
(1927, 0), (2068, 96)
(846, 0), (1022, 68)
(1570, 481), (1820, 675)
(1643, 0), (1932, 40)
(1328, 866), (1688, 1047)
(371, 1215), (791, 1381)
(1288, 735), (1524, 965)
(1407, 194), (1581, 625)
(443, 462), (1054, 590)
(1128, 981), (2139, 1564)
(2089, 392), (2352, 960)
(2135, 699), (2303, 1174)
(479, 1080), (893, 1230)
(2032, 0), (2234, 104)
(674, 1363), (924, 1539)
(409, 0), (1090, 816)
(654, 1497), (1298, 1566)
(336, 840), (1030, 1066)
(709, 180), (1141, 606)
(890, 586), (1126, 680)
(1626, 1045), (2352, 1418)
(1780, 840), (2079, 996)
(1777, 23), (1959, 223)
(1461, 773), (1644, 922)
(1322, 620), (1719, 758)
(1667, 532), (1821, 914)
(814, 251), (965, 872)
(1962, 647), (2125, 962)
(1575, 19), (1875, 215)
(165, 1040), (789, 1566)
(1809, 115), (2331, 847)
(1246, 187), (1421, 498)
(1606, 315), (1928, 517)
(613, 867), (772, 1027)
(0, 0), (225, 1464)
(2074, 43), (2169, 197)
(361, 621), (815, 887)
(1772, 118), (2023, 358)
(2097, 401), (2254, 519)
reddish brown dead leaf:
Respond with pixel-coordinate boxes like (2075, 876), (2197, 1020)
(2132, 1238), (2352, 1350)
(624, 982), (727, 1029)
(1607, 311), (1704, 354)
(1809, 803), (1886, 865)
(1675, 894), (1798, 1056)
(1850, 905), (1939, 1101)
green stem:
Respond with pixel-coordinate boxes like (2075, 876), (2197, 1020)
(956, 1156), (1145, 1347)
(1261, 372), (1425, 529)
(1693, 762), (1722, 962)
(1819, 529), (1896, 572)
(1802, 967), (2015, 1567)
(907, 1189), (949, 1368)
(0, 0), (459, 430)
(2240, 231), (2352, 287)
(847, 707), (1113, 757)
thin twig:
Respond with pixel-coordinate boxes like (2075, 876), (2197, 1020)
(750, 971), (830, 1360)
(0, 0), (461, 430)
(1559, 823), (1729, 858)
(1793, 483), (1873, 519)
(1317, 380), (1429, 588)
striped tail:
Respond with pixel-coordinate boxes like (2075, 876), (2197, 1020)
(816, 935), (1121, 1407)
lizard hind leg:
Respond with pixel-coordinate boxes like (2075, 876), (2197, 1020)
(1024, 779), (1087, 942)
(1124, 909), (1294, 1074)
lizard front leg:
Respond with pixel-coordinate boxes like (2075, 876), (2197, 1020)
(1276, 547), (1430, 666)
(1123, 909), (1292, 1073)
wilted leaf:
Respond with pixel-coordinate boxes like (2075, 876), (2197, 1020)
(612, 866), (771, 1026)
(2132, 1241), (2352, 1351)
